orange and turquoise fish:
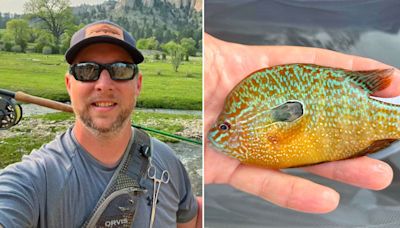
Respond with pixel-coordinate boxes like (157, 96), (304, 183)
(208, 64), (398, 169)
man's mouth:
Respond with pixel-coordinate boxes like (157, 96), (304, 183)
(92, 101), (117, 108)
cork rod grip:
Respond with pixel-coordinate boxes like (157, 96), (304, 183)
(15, 91), (74, 113)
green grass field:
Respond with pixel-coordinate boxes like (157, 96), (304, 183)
(0, 51), (202, 110)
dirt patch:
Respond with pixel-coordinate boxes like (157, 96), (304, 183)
(0, 118), (74, 139)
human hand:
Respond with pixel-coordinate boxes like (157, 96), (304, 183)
(204, 33), (398, 213)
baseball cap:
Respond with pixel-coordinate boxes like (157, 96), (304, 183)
(65, 20), (144, 64)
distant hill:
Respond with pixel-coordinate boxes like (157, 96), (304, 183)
(129, 0), (202, 11)
(73, 0), (202, 46)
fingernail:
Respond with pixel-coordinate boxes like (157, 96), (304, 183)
(373, 163), (391, 174)
(371, 163), (393, 190)
(318, 190), (339, 213)
(322, 189), (339, 202)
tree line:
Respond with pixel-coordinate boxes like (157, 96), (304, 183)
(74, 0), (202, 45)
(0, 0), (201, 71)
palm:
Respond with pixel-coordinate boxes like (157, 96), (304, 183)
(204, 33), (397, 213)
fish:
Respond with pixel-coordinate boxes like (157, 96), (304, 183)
(207, 64), (399, 169)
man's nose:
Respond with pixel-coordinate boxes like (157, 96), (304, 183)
(94, 69), (115, 91)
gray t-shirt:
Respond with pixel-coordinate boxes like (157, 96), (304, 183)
(0, 127), (197, 227)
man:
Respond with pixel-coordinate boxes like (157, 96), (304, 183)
(0, 20), (200, 228)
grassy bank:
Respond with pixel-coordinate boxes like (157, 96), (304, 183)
(0, 51), (202, 110)
(0, 111), (201, 169)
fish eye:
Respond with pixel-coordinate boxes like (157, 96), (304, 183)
(218, 122), (231, 131)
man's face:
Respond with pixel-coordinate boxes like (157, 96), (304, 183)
(65, 43), (142, 135)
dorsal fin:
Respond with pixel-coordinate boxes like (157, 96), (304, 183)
(344, 68), (393, 93)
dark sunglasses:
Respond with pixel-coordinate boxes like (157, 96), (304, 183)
(69, 62), (139, 82)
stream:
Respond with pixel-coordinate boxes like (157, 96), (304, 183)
(20, 104), (202, 116)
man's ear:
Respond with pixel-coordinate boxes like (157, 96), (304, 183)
(65, 72), (71, 96)
(135, 72), (143, 97)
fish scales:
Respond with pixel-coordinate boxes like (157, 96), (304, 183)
(208, 64), (399, 168)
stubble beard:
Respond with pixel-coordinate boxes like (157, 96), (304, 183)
(77, 102), (135, 136)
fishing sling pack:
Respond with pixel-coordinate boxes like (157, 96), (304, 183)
(83, 127), (152, 228)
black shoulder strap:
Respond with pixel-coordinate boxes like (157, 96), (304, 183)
(83, 127), (151, 227)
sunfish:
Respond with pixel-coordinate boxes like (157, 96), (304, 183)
(208, 64), (398, 168)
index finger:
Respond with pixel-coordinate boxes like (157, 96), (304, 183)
(227, 163), (340, 213)
(205, 34), (400, 99)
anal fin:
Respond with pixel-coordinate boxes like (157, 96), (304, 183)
(353, 138), (397, 157)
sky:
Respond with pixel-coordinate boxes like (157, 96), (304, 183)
(0, 0), (107, 14)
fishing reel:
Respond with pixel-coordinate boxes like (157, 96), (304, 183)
(0, 94), (22, 130)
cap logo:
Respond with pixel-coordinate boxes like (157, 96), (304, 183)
(85, 23), (124, 40)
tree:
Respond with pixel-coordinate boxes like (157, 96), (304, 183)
(146, 37), (159, 50)
(180, 37), (196, 61)
(136, 37), (159, 50)
(34, 31), (54, 53)
(198, 39), (202, 53)
(4, 19), (30, 52)
(59, 23), (84, 54)
(161, 41), (184, 72)
(27, 27), (42, 43)
(136, 39), (146, 49)
(24, 0), (74, 53)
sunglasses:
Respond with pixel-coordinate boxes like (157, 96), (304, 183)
(69, 62), (139, 82)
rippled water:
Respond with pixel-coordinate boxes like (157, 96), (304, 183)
(206, 0), (400, 67)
